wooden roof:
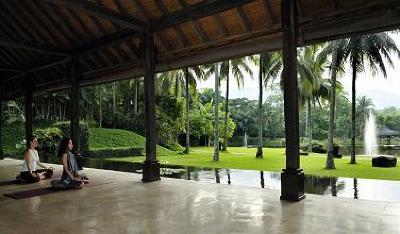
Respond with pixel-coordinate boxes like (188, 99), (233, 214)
(1, 0), (400, 99)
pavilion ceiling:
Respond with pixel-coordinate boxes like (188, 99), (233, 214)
(1, 0), (400, 99)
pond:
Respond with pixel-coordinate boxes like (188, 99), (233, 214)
(42, 156), (400, 203)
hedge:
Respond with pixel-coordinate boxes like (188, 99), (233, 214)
(88, 147), (143, 158)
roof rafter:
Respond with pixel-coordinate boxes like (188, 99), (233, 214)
(42, 0), (146, 32)
(0, 36), (70, 56)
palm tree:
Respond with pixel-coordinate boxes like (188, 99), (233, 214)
(319, 39), (348, 169)
(344, 33), (400, 164)
(297, 45), (330, 152)
(255, 53), (282, 158)
(205, 58), (253, 152)
(356, 96), (375, 137)
(213, 62), (220, 161)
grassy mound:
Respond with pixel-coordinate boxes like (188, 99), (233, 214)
(89, 128), (171, 155)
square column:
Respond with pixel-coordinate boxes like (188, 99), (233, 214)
(142, 26), (160, 182)
(24, 74), (33, 148)
(280, 0), (305, 201)
(68, 56), (81, 153)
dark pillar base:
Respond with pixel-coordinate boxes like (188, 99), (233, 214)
(142, 160), (161, 182)
(280, 168), (305, 202)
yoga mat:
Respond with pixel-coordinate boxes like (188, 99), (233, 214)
(3, 180), (108, 199)
(0, 171), (63, 186)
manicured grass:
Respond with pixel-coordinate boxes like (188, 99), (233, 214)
(89, 128), (171, 155)
(106, 147), (400, 181)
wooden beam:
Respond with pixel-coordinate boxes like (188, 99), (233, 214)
(153, 0), (190, 47)
(235, 6), (252, 31)
(191, 21), (210, 42)
(0, 67), (21, 73)
(280, 0), (305, 202)
(42, 0), (145, 32)
(0, 36), (70, 56)
(262, 0), (278, 24)
(25, 0), (68, 47)
(151, 0), (256, 30)
(32, 0), (75, 45)
(71, 0), (256, 56)
(0, 1), (42, 43)
(13, 0), (59, 47)
(213, 14), (229, 36)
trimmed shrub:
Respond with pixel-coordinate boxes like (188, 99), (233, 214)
(52, 122), (89, 155)
(88, 147), (143, 158)
(228, 136), (286, 148)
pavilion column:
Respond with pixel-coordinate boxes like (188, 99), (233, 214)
(69, 56), (81, 153)
(24, 74), (33, 148)
(280, 0), (305, 201)
(142, 26), (160, 182)
(0, 84), (4, 160)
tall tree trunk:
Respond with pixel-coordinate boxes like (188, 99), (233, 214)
(99, 98), (102, 128)
(134, 78), (139, 132)
(184, 68), (190, 154)
(222, 63), (230, 151)
(213, 63), (220, 161)
(351, 62), (357, 164)
(307, 99), (312, 152)
(305, 99), (311, 152)
(113, 82), (117, 128)
(244, 131), (248, 148)
(256, 54), (264, 158)
(175, 75), (179, 97)
(326, 49), (338, 169)
(47, 96), (51, 119)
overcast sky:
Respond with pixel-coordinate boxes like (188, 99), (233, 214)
(197, 32), (400, 110)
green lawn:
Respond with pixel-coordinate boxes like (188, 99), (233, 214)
(106, 147), (400, 181)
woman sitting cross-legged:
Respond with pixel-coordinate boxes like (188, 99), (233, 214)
(17, 136), (54, 183)
(51, 138), (87, 189)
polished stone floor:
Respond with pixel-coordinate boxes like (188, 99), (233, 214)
(0, 158), (399, 234)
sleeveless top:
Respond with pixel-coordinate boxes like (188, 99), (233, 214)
(21, 149), (39, 172)
(61, 151), (79, 185)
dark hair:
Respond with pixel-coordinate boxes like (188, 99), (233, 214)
(58, 138), (71, 157)
(28, 136), (37, 142)
(27, 136), (37, 149)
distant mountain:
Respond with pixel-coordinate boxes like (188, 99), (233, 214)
(358, 88), (400, 109)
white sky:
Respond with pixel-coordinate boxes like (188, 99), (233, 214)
(197, 33), (400, 110)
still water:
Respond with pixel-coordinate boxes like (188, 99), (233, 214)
(43, 156), (400, 203)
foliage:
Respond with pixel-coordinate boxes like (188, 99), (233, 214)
(33, 127), (63, 155)
(52, 121), (89, 155)
(156, 95), (185, 150)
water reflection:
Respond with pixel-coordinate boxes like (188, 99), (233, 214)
(39, 156), (400, 203)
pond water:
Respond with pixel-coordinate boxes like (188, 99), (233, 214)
(42, 156), (400, 203)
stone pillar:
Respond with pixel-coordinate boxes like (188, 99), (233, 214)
(24, 74), (33, 148)
(69, 56), (81, 153)
(280, 0), (305, 201)
(142, 25), (160, 182)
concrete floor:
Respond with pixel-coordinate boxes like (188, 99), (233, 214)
(0, 158), (399, 234)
